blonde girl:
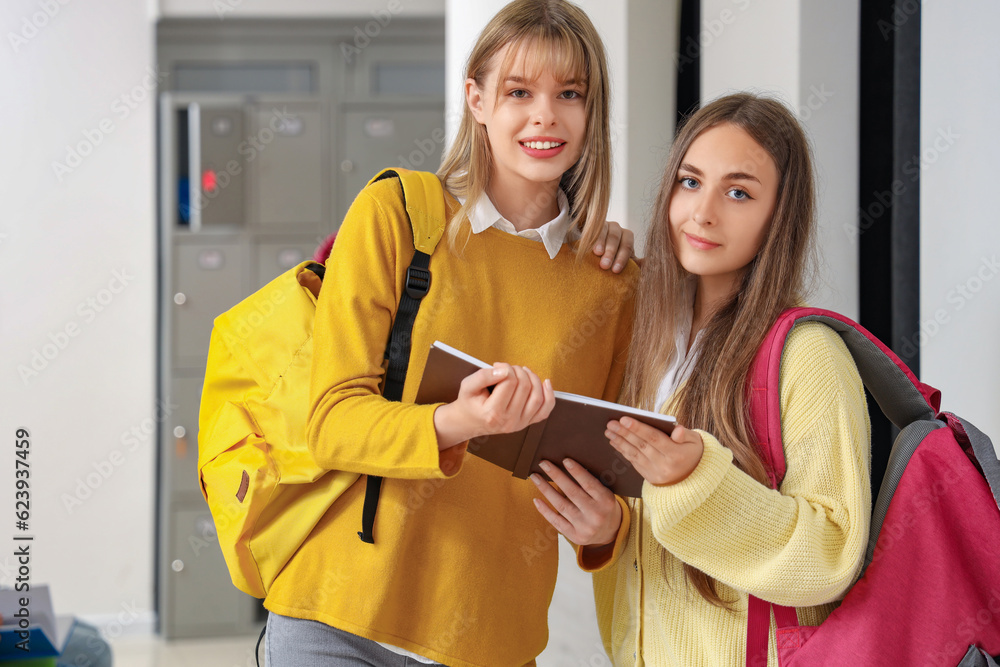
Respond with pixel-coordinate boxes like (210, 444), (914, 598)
(263, 2), (638, 666)
(533, 93), (871, 665)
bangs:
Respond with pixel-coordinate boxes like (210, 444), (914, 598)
(494, 31), (590, 95)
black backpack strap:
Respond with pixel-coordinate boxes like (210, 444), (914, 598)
(304, 262), (325, 280)
(358, 170), (434, 544)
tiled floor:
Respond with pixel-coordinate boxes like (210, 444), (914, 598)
(110, 540), (605, 667)
(111, 633), (264, 667)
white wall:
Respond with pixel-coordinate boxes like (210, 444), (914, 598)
(624, 0), (679, 253)
(701, 0), (860, 317)
(1, 0), (157, 631)
(921, 1), (1000, 452)
(158, 0), (445, 19)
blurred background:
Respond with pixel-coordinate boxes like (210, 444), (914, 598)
(1, 0), (997, 664)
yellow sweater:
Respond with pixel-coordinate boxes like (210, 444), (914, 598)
(586, 322), (871, 666)
(264, 175), (639, 667)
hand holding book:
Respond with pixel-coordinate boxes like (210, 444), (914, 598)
(530, 458), (624, 547)
(431, 363), (555, 450)
(417, 342), (677, 497)
(605, 417), (705, 486)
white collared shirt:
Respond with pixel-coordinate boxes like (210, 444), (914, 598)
(464, 188), (579, 259)
(654, 279), (703, 413)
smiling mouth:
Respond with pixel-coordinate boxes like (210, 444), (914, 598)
(685, 232), (721, 249)
(519, 140), (566, 150)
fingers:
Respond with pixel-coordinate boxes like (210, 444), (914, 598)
(606, 420), (651, 457)
(504, 364), (531, 415)
(606, 418), (665, 471)
(606, 421), (705, 486)
(479, 363), (554, 434)
(564, 458), (614, 499)
(606, 428), (649, 468)
(498, 364), (554, 424)
(531, 460), (622, 545)
(535, 460), (588, 509)
(531, 465), (576, 509)
(480, 363), (515, 409)
(536, 375), (556, 422)
(516, 366), (545, 422)
(612, 227), (635, 273)
(615, 416), (668, 443)
(592, 220), (611, 257)
(532, 494), (575, 537)
(460, 364), (508, 396)
(530, 468), (583, 537)
(598, 221), (623, 270)
(671, 424), (702, 447)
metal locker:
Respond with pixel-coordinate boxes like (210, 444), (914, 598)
(254, 238), (321, 289)
(171, 239), (246, 369)
(166, 509), (252, 638)
(253, 104), (325, 227)
(162, 374), (204, 500)
(197, 106), (245, 226)
(339, 106), (446, 221)
(157, 19), (444, 640)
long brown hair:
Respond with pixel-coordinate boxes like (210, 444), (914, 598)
(437, 0), (611, 255)
(621, 93), (816, 605)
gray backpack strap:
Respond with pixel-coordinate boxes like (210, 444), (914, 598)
(863, 417), (945, 571)
(956, 644), (1000, 667)
(790, 313), (1000, 572)
(949, 415), (1000, 512)
(788, 314), (941, 573)
(792, 314), (936, 427)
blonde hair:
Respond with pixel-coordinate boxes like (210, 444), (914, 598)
(437, 0), (611, 255)
(620, 93), (816, 606)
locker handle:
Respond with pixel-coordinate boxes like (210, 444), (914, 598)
(175, 429), (188, 459)
(188, 102), (202, 232)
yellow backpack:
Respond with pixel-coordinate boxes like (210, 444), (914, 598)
(197, 169), (446, 598)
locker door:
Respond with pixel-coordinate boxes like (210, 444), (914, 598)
(166, 509), (256, 637)
(171, 239), (246, 368)
(162, 375), (205, 502)
(338, 106), (445, 222)
(254, 238), (322, 289)
(198, 106), (246, 226)
(253, 103), (326, 228)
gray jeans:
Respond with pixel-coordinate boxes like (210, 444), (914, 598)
(264, 612), (446, 666)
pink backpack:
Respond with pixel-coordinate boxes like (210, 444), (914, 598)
(745, 308), (1000, 667)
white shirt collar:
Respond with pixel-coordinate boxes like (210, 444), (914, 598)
(463, 189), (578, 260)
(654, 278), (701, 413)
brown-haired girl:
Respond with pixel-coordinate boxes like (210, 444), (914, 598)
(532, 93), (871, 665)
(263, 2), (637, 666)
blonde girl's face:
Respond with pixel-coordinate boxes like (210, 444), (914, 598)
(466, 42), (588, 190)
(668, 123), (779, 291)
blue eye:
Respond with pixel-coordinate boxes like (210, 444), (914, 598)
(679, 177), (698, 189)
(728, 188), (752, 201)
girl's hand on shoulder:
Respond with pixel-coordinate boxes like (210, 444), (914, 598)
(433, 363), (555, 450)
(606, 419), (704, 486)
(593, 220), (635, 273)
(530, 458), (622, 546)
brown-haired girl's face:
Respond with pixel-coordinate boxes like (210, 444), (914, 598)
(668, 122), (779, 290)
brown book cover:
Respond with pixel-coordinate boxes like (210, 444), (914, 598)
(414, 341), (676, 497)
